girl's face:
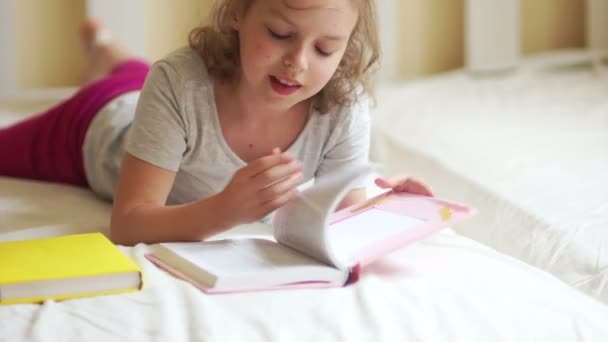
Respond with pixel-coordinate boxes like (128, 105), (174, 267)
(232, 0), (358, 109)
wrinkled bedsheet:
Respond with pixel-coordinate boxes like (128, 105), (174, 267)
(371, 49), (608, 303)
(2, 78), (608, 342)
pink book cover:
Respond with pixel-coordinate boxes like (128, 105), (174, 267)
(145, 191), (477, 294)
(332, 191), (478, 269)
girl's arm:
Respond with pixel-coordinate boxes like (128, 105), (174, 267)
(111, 151), (302, 246)
(110, 153), (226, 245)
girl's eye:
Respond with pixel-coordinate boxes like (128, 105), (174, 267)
(316, 47), (332, 57)
(268, 28), (290, 40)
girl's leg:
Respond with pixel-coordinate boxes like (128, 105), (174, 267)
(0, 19), (150, 187)
(80, 18), (136, 84)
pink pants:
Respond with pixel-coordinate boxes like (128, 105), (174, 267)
(0, 60), (150, 187)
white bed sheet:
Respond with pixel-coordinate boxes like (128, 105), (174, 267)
(3, 222), (608, 341)
(371, 49), (608, 303)
(2, 89), (608, 341)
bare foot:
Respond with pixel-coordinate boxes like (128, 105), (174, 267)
(80, 18), (131, 84)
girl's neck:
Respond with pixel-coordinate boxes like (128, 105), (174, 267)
(215, 75), (308, 123)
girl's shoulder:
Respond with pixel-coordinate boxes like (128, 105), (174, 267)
(320, 92), (371, 126)
(151, 47), (211, 85)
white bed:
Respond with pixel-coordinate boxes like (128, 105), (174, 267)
(2, 86), (608, 341)
(371, 49), (608, 304)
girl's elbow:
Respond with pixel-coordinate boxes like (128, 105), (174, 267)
(109, 214), (135, 246)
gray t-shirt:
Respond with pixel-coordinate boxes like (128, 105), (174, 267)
(83, 48), (370, 204)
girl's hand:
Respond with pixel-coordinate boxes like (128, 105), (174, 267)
(215, 148), (303, 226)
(374, 175), (434, 197)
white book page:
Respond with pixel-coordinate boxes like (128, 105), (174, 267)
(272, 165), (373, 268)
(328, 208), (425, 268)
(158, 239), (348, 290)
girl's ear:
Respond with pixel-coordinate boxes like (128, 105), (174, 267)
(229, 9), (242, 31)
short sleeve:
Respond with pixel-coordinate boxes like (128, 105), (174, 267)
(315, 96), (371, 187)
(125, 61), (188, 172)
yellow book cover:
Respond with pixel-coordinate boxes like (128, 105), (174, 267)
(0, 233), (142, 305)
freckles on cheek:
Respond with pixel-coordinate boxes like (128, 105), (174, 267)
(254, 41), (274, 61)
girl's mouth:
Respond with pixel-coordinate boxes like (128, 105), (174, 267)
(270, 76), (302, 95)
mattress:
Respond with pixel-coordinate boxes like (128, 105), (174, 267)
(370, 49), (608, 303)
(2, 88), (608, 341)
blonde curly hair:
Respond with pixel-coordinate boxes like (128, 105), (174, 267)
(189, 0), (380, 113)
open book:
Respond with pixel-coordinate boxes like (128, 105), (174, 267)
(146, 165), (477, 293)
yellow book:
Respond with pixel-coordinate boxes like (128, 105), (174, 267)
(0, 233), (142, 305)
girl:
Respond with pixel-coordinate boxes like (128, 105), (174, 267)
(0, 0), (432, 246)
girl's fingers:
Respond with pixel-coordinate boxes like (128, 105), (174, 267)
(241, 149), (296, 179)
(258, 171), (302, 203)
(261, 188), (299, 214)
(375, 176), (408, 189)
(374, 175), (409, 188)
(251, 160), (301, 189)
(396, 180), (434, 197)
(375, 176), (434, 196)
(374, 177), (392, 189)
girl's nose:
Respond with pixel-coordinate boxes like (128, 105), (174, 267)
(283, 46), (307, 75)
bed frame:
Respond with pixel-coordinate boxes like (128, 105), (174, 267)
(0, 0), (17, 96)
(588, 0), (608, 71)
(376, 0), (400, 82)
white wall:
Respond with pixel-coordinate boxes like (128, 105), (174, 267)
(2, 0), (589, 89)
(376, 0), (400, 82)
(86, 0), (147, 58)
